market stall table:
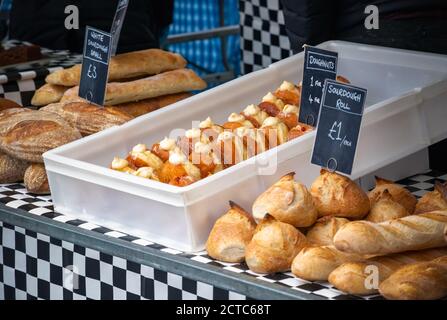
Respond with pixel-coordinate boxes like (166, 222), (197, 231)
(1, 169), (445, 300)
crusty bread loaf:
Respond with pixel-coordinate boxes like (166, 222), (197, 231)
(0, 108), (81, 162)
(328, 248), (447, 296)
(46, 49), (187, 86)
(0, 98), (22, 111)
(0, 152), (29, 183)
(415, 181), (447, 214)
(379, 255), (447, 300)
(310, 169), (370, 219)
(61, 69), (206, 105)
(369, 176), (417, 214)
(24, 163), (50, 194)
(306, 216), (350, 246)
(333, 210), (447, 255)
(206, 201), (256, 263)
(252, 172), (318, 227)
(113, 92), (192, 118)
(245, 214), (307, 274)
(41, 101), (132, 136)
(291, 245), (364, 281)
(365, 189), (409, 223)
(31, 83), (69, 106)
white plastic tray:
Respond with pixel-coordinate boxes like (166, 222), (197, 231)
(44, 41), (447, 252)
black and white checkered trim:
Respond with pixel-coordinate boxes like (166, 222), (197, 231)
(2, 170), (445, 300)
(239, 0), (293, 74)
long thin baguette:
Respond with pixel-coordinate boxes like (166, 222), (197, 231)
(61, 69), (206, 105)
(328, 247), (447, 296)
(333, 210), (447, 255)
(379, 255), (447, 300)
(31, 83), (69, 106)
(46, 49), (187, 86)
(291, 245), (365, 281)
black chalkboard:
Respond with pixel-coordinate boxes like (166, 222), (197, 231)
(79, 27), (111, 106)
(299, 46), (338, 126)
(311, 79), (367, 175)
(110, 0), (129, 56)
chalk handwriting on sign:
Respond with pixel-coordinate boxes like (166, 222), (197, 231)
(299, 46), (338, 126)
(311, 79), (367, 175)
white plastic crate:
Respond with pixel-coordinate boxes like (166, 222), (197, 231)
(44, 41), (447, 252)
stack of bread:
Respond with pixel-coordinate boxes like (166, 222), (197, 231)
(1, 49), (206, 194)
(110, 78), (322, 186)
(206, 170), (447, 300)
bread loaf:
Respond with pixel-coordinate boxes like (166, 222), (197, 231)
(0, 108), (82, 162)
(31, 83), (69, 106)
(0, 98), (22, 111)
(46, 48), (187, 86)
(245, 214), (307, 274)
(0, 152), (29, 183)
(379, 255), (447, 300)
(306, 216), (350, 246)
(369, 176), (417, 214)
(41, 101), (132, 136)
(310, 169), (370, 219)
(328, 248), (447, 296)
(206, 201), (256, 263)
(365, 189), (409, 223)
(333, 210), (447, 255)
(252, 172), (318, 227)
(415, 181), (447, 214)
(61, 69), (207, 105)
(24, 164), (50, 194)
(291, 245), (364, 281)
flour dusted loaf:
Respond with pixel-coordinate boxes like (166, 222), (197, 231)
(46, 48), (187, 86)
(41, 101), (133, 136)
(0, 108), (81, 162)
(206, 201), (256, 263)
(310, 169), (370, 219)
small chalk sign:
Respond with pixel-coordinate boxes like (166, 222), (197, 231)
(110, 0), (129, 56)
(311, 79), (367, 175)
(79, 26), (112, 106)
(299, 46), (338, 126)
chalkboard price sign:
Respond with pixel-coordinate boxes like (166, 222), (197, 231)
(311, 79), (367, 175)
(110, 0), (129, 56)
(299, 46), (338, 126)
(79, 27), (112, 106)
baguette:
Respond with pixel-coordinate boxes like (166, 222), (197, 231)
(24, 163), (50, 194)
(41, 101), (133, 136)
(46, 49), (187, 86)
(31, 83), (69, 106)
(0, 108), (82, 162)
(61, 69), (206, 105)
(328, 248), (447, 296)
(0, 152), (29, 183)
(379, 255), (447, 300)
(333, 210), (447, 255)
(206, 201), (256, 263)
(306, 216), (350, 246)
(291, 245), (364, 281)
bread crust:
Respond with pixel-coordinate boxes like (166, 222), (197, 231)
(366, 189), (409, 223)
(0, 152), (29, 183)
(369, 176), (417, 214)
(252, 172), (318, 227)
(31, 83), (68, 106)
(310, 169), (370, 219)
(24, 163), (50, 194)
(206, 201), (256, 263)
(306, 216), (350, 246)
(415, 181), (447, 214)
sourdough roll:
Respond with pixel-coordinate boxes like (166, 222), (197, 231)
(310, 169), (370, 219)
(0, 152), (29, 183)
(245, 214), (307, 274)
(206, 201), (257, 263)
(252, 172), (318, 227)
(369, 176), (417, 214)
(306, 216), (350, 246)
(24, 164), (50, 194)
(333, 210), (447, 255)
(415, 181), (447, 214)
(365, 189), (409, 223)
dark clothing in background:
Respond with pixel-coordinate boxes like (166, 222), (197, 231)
(9, 0), (174, 53)
(279, 0), (447, 171)
(279, 0), (447, 53)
